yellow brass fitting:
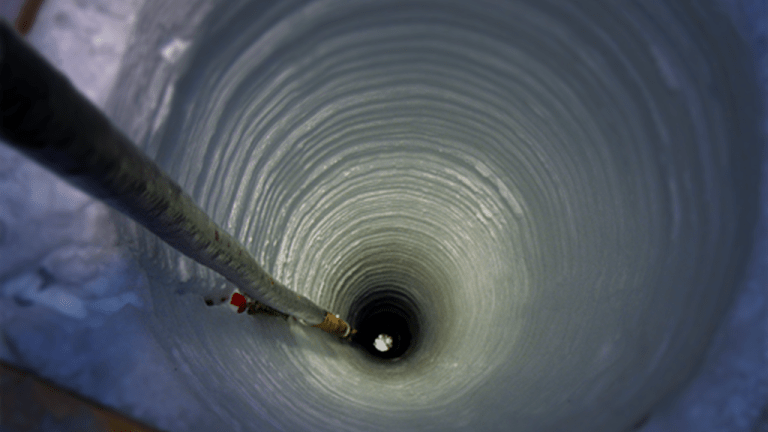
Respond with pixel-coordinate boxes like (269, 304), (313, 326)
(312, 312), (355, 339)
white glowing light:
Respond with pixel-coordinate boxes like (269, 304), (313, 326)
(374, 334), (393, 352)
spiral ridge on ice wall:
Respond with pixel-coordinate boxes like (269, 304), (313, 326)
(108, 1), (763, 431)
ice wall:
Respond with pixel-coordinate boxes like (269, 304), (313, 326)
(0, 1), (217, 431)
(1, 0), (766, 431)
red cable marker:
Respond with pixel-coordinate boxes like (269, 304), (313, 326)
(230, 293), (247, 313)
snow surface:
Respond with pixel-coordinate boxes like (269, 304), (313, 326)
(0, 0), (766, 431)
(1, 1), (214, 430)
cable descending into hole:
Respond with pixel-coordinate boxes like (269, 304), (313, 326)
(0, 21), (355, 340)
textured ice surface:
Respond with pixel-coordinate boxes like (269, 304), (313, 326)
(0, 1), (213, 430)
(0, 0), (766, 431)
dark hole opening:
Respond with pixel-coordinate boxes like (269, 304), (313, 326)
(348, 288), (420, 361)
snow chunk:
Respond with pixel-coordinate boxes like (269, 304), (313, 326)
(160, 37), (190, 63)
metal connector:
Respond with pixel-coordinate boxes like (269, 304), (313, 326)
(312, 312), (357, 339)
